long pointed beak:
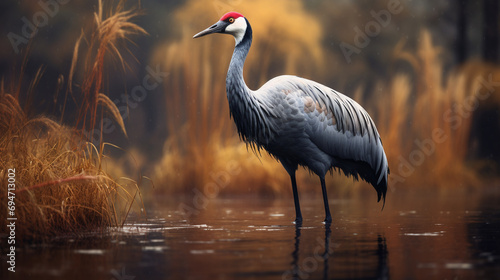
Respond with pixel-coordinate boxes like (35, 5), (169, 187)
(193, 20), (227, 38)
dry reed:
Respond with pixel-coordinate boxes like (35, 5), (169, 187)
(0, 0), (145, 241)
(76, 0), (146, 135)
(374, 30), (500, 189)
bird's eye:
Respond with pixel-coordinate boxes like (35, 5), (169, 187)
(228, 17), (235, 23)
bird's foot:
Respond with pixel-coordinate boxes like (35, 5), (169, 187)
(293, 217), (303, 226)
(323, 216), (332, 224)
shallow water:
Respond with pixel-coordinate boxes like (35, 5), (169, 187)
(3, 187), (500, 280)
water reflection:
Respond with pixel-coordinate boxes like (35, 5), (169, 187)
(377, 235), (389, 279)
(286, 221), (388, 280)
(324, 225), (332, 280)
(290, 224), (302, 279)
(287, 223), (333, 280)
(3, 189), (500, 279)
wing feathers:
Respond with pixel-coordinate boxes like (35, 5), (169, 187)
(254, 75), (388, 202)
(295, 78), (389, 198)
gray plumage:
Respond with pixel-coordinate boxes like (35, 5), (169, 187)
(194, 13), (389, 223)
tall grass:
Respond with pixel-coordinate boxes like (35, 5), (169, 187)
(76, 0), (146, 134)
(153, 1), (498, 196)
(0, 0), (145, 241)
(374, 30), (500, 189)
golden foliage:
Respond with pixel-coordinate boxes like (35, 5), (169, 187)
(374, 30), (500, 189)
(0, 94), (121, 240)
(0, 0), (144, 241)
(76, 0), (146, 134)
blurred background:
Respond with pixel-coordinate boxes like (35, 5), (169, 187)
(1, 0), (499, 199)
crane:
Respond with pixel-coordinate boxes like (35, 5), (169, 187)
(193, 12), (389, 224)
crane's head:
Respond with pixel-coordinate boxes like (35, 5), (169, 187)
(193, 12), (249, 45)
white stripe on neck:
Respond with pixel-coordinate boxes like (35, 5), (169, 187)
(225, 17), (247, 45)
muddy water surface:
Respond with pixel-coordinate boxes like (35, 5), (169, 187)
(3, 187), (500, 279)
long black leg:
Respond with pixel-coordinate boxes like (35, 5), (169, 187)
(320, 176), (332, 223)
(290, 173), (302, 224)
